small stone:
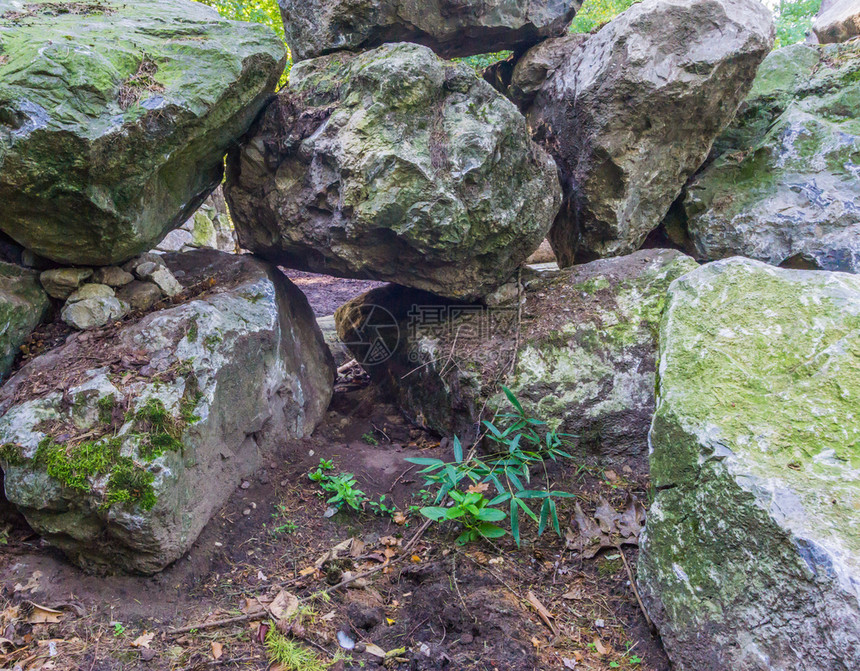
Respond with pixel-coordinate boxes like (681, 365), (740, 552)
(123, 253), (167, 275)
(259, 472), (270, 485)
(279, 479), (288, 487)
(39, 267), (93, 299)
(134, 261), (159, 279)
(92, 266), (134, 287)
(240, 480), (251, 490)
(61, 296), (128, 330)
(460, 633), (474, 645)
(66, 283), (115, 303)
(116, 281), (164, 312)
(148, 266), (183, 297)
(354, 643), (366, 654)
(140, 649), (157, 662)
(242, 508), (251, 516)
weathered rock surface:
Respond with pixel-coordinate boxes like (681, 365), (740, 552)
(61, 283), (128, 330)
(527, 0), (774, 266)
(336, 249), (697, 462)
(155, 187), (237, 255)
(508, 34), (589, 110)
(676, 42), (860, 273)
(814, 0), (860, 44)
(0, 262), (49, 379)
(0, 250), (334, 573)
(39, 268), (93, 300)
(638, 258), (860, 671)
(226, 43), (562, 301)
(277, 0), (581, 62)
(0, 0), (286, 266)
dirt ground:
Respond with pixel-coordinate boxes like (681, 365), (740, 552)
(0, 273), (669, 671)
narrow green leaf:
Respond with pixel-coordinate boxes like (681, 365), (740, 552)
(510, 498), (521, 547)
(501, 385), (524, 414)
(538, 497), (551, 536)
(453, 436), (463, 463)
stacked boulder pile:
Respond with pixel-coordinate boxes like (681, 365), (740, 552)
(0, 0), (335, 573)
(0, 0), (858, 667)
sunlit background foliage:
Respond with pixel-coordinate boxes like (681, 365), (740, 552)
(197, 0), (824, 84)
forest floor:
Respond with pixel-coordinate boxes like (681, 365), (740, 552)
(0, 271), (668, 671)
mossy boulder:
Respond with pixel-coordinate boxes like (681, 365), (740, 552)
(226, 43), (562, 301)
(0, 0), (286, 265)
(638, 258), (860, 670)
(0, 262), (49, 379)
(676, 42), (860, 273)
(527, 0), (774, 266)
(0, 250), (334, 574)
(336, 249), (697, 464)
(277, 0), (580, 62)
(814, 0), (860, 44)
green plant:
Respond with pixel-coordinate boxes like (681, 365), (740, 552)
(264, 628), (328, 671)
(113, 622), (125, 637)
(408, 387), (576, 546)
(268, 504), (298, 535)
(361, 431), (379, 446)
(309, 459), (368, 511)
(774, 0), (822, 47)
(366, 494), (397, 517)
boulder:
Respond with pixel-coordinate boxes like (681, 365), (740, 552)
(0, 0), (286, 266)
(117, 281), (164, 313)
(0, 262), (50, 379)
(508, 35), (589, 110)
(277, 0), (581, 62)
(226, 43), (562, 301)
(40, 268), (93, 300)
(676, 42), (860, 273)
(92, 267), (134, 288)
(527, 0), (774, 266)
(61, 292), (128, 331)
(336, 249), (697, 463)
(638, 258), (860, 671)
(0, 250), (334, 573)
(155, 187), (238, 255)
(814, 0), (860, 44)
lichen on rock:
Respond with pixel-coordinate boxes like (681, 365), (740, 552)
(638, 257), (860, 671)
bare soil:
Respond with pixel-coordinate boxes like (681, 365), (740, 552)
(0, 271), (668, 671)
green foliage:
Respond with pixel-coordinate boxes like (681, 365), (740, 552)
(458, 51), (513, 72)
(308, 459), (368, 511)
(570, 0), (640, 33)
(265, 628), (328, 671)
(197, 0), (291, 83)
(569, 0), (819, 47)
(134, 398), (183, 460)
(268, 504), (298, 536)
(361, 431), (379, 446)
(408, 387), (576, 546)
(774, 0), (822, 47)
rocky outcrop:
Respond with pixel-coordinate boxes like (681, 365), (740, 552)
(527, 0), (774, 266)
(638, 258), (860, 671)
(0, 250), (334, 574)
(155, 187), (238, 255)
(814, 0), (860, 44)
(226, 43), (562, 301)
(0, 263), (50, 379)
(277, 0), (581, 62)
(0, 0), (286, 266)
(507, 35), (589, 110)
(675, 42), (860, 273)
(336, 249), (697, 463)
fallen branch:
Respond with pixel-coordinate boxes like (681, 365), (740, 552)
(617, 545), (655, 633)
(168, 610), (266, 636)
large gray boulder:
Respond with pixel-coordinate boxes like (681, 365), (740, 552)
(676, 42), (860, 273)
(527, 0), (774, 266)
(0, 250), (334, 574)
(278, 0), (581, 62)
(335, 249), (697, 463)
(0, 262), (50, 380)
(814, 0), (860, 44)
(638, 258), (860, 671)
(226, 43), (562, 302)
(0, 0), (286, 266)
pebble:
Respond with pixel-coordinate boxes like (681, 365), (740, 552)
(242, 508), (251, 516)
(240, 480), (251, 489)
(259, 472), (270, 485)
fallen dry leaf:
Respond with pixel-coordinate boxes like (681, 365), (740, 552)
(26, 604), (63, 625)
(570, 494), (645, 559)
(268, 590), (299, 622)
(593, 637), (607, 655)
(365, 643), (386, 658)
(131, 632), (155, 649)
(526, 591), (557, 635)
(392, 512), (407, 525)
(211, 641), (223, 659)
(466, 482), (489, 494)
